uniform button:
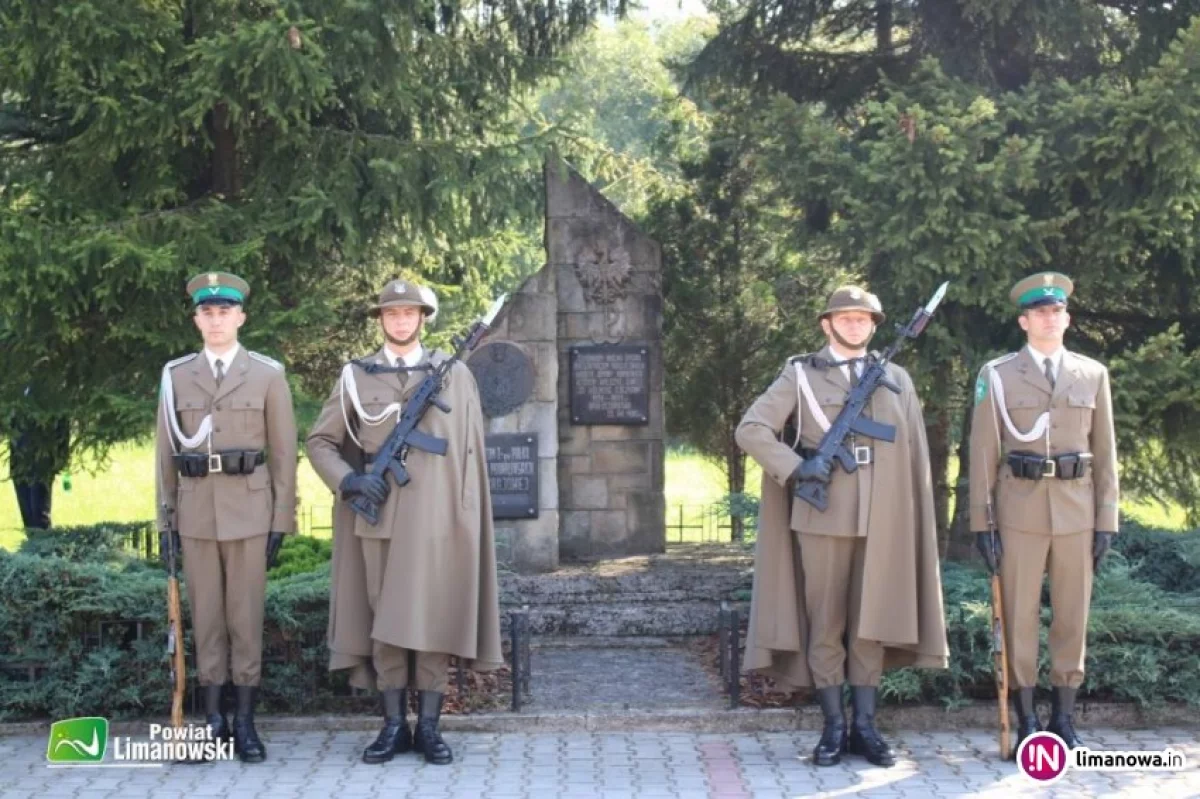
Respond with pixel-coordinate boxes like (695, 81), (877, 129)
(214, 427), (222, 433)
(215, 404), (222, 411)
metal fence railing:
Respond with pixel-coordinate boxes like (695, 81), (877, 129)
(665, 503), (758, 544)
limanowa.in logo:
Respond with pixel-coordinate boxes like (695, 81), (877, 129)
(1018, 731), (1188, 784)
(46, 717), (235, 767)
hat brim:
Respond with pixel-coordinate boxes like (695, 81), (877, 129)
(195, 296), (243, 307)
(821, 306), (886, 324)
(368, 300), (436, 318)
(1020, 296), (1068, 310)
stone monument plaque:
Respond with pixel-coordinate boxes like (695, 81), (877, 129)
(568, 344), (650, 425)
(485, 433), (539, 519)
(468, 342), (535, 418)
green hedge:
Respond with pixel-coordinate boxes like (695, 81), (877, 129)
(1, 523), (1197, 721)
(880, 554), (1200, 707)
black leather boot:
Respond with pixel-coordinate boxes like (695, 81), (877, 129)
(812, 686), (847, 766)
(413, 690), (453, 765)
(203, 683), (230, 743)
(846, 686), (896, 767)
(232, 685), (266, 763)
(1012, 687), (1040, 759)
(362, 688), (411, 764)
(1046, 686), (1084, 749)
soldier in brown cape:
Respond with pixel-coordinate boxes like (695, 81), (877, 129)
(155, 271), (298, 763)
(306, 279), (503, 765)
(736, 286), (949, 768)
(969, 271), (1119, 755)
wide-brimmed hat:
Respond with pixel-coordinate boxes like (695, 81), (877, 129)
(368, 279), (438, 323)
(819, 285), (885, 324)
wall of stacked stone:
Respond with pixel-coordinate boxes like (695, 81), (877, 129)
(471, 266), (561, 573)
(546, 160), (666, 561)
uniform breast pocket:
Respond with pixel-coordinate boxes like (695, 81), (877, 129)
(816, 393), (844, 424)
(177, 398), (209, 432)
(233, 396), (266, 432)
(1005, 395), (1043, 430)
(1067, 393), (1096, 435)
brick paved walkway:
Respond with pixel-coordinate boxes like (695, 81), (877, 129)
(2, 726), (1197, 797)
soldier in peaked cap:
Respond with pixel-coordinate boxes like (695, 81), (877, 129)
(305, 278), (502, 766)
(155, 271), (298, 762)
(969, 271), (1119, 755)
(736, 285), (948, 769)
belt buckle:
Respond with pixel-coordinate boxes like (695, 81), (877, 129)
(855, 446), (871, 466)
(208, 453), (223, 474)
(1042, 458), (1057, 478)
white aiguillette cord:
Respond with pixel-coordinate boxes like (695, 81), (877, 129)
(338, 362), (403, 450)
(160, 364), (211, 453)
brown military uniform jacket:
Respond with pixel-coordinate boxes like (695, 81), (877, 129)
(969, 348), (1119, 535)
(155, 347), (298, 539)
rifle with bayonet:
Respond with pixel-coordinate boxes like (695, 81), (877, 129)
(793, 281), (950, 511)
(348, 294), (508, 525)
(988, 501), (1012, 760)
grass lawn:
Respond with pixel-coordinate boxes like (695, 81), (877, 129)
(0, 440), (1187, 551)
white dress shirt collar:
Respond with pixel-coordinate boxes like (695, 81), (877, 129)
(204, 343), (240, 379)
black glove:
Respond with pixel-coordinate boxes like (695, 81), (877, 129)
(159, 529), (182, 570)
(340, 471), (390, 505)
(1093, 531), (1114, 573)
(266, 532), (285, 570)
(792, 454), (833, 485)
(974, 531), (1002, 576)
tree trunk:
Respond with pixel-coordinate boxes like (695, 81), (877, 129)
(926, 381), (952, 559)
(876, 0), (893, 52)
(726, 444), (746, 542)
(946, 398), (977, 561)
(210, 102), (239, 197)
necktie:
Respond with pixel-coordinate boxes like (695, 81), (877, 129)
(848, 361), (860, 389)
(1043, 357), (1055, 390)
(215, 358), (225, 387)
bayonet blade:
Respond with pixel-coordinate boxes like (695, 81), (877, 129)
(483, 294), (508, 326)
(924, 281), (949, 314)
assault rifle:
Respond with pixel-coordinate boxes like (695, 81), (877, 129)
(348, 295), (507, 525)
(793, 282), (949, 511)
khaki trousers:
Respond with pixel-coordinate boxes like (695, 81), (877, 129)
(1000, 528), (1092, 688)
(180, 535), (267, 686)
(798, 532), (885, 688)
(361, 538), (450, 692)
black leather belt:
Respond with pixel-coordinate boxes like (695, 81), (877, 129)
(799, 446), (873, 466)
(174, 450), (265, 478)
(1007, 451), (1092, 480)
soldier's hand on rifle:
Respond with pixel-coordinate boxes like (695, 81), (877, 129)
(159, 529), (182, 569)
(792, 454), (834, 486)
(340, 472), (390, 505)
(266, 531), (285, 570)
(1092, 531), (1114, 573)
(974, 531), (1001, 576)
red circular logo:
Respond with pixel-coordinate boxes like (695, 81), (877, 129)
(1017, 732), (1069, 783)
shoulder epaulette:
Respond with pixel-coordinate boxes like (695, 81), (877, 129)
(248, 351), (284, 371)
(1067, 351), (1104, 370)
(786, 353), (815, 367)
(983, 352), (1020, 371)
(165, 353), (199, 370)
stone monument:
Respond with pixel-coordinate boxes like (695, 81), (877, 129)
(468, 159), (665, 573)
